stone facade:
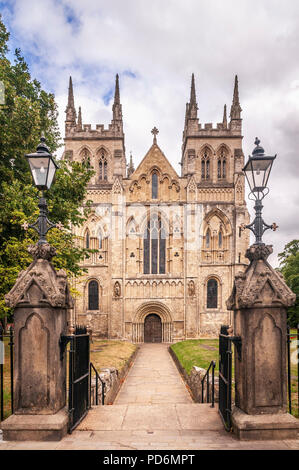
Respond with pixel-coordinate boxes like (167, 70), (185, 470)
(64, 74), (250, 341)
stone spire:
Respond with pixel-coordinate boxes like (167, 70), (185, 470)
(188, 73), (198, 119)
(65, 76), (77, 134)
(77, 106), (82, 131)
(127, 151), (135, 177)
(230, 75), (242, 122)
(111, 73), (123, 127)
(222, 104), (227, 128)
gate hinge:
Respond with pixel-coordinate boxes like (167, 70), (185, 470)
(59, 335), (72, 361)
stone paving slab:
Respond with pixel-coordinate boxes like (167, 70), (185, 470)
(1, 343), (299, 450)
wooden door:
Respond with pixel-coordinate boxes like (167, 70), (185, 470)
(144, 314), (162, 343)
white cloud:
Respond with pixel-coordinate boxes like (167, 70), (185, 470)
(3, 0), (299, 266)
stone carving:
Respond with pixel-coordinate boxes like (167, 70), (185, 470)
(188, 280), (195, 296)
(28, 243), (57, 260)
(5, 244), (73, 309)
(227, 244), (296, 310)
(113, 281), (121, 298)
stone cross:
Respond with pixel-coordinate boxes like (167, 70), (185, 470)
(151, 127), (159, 144)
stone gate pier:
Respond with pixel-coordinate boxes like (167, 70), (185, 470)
(2, 243), (72, 441)
(227, 244), (299, 440)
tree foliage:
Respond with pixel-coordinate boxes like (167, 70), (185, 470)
(0, 16), (95, 321)
(278, 239), (299, 327)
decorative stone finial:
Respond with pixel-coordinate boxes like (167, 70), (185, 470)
(28, 243), (57, 260)
(245, 244), (273, 262)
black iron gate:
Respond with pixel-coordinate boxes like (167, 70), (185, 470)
(68, 326), (90, 433)
(219, 325), (233, 431)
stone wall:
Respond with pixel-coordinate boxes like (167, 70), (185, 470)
(169, 346), (219, 403)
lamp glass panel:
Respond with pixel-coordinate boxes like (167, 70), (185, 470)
(244, 160), (255, 192)
(251, 158), (272, 190)
(28, 156), (50, 188)
(46, 158), (56, 189)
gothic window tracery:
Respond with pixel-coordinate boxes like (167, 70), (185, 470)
(143, 213), (166, 274)
(217, 147), (227, 179)
(81, 148), (91, 166)
(207, 278), (218, 309)
(88, 280), (99, 310)
(201, 148), (211, 180)
(99, 151), (108, 181)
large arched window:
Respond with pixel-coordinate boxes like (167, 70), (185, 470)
(99, 151), (108, 181)
(88, 280), (99, 310)
(152, 172), (158, 199)
(207, 279), (218, 309)
(143, 213), (166, 274)
(201, 148), (211, 180)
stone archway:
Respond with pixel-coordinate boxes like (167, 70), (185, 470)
(132, 302), (173, 343)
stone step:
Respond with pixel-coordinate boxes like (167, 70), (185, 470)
(77, 403), (223, 432)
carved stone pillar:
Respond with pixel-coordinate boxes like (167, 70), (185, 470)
(2, 243), (73, 441)
(227, 244), (299, 440)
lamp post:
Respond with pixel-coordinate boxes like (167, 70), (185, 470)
(25, 134), (60, 244)
(241, 137), (278, 245)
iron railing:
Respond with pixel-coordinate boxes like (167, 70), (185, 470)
(287, 324), (299, 416)
(201, 360), (216, 407)
(0, 325), (14, 422)
(90, 362), (105, 406)
(67, 325), (90, 433)
(218, 325), (233, 431)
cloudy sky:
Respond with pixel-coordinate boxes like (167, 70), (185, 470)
(1, 0), (299, 266)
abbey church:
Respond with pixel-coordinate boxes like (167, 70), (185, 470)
(63, 74), (250, 342)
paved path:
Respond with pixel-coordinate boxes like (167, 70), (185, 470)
(1, 344), (299, 450)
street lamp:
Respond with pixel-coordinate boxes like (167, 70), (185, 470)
(25, 134), (60, 245)
(241, 138), (278, 245)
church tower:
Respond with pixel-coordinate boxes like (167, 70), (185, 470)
(64, 74), (127, 182)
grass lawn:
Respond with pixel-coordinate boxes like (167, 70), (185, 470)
(89, 339), (137, 372)
(0, 338), (137, 421)
(171, 339), (219, 375)
(171, 338), (298, 418)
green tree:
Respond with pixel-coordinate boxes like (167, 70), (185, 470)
(0, 15), (95, 324)
(278, 240), (299, 327)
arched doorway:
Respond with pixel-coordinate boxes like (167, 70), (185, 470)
(144, 314), (162, 343)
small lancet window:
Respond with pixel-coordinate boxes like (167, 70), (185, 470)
(207, 279), (218, 309)
(85, 230), (90, 249)
(88, 280), (99, 310)
(218, 230), (223, 248)
(206, 229), (210, 248)
(152, 172), (158, 199)
(98, 230), (103, 250)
